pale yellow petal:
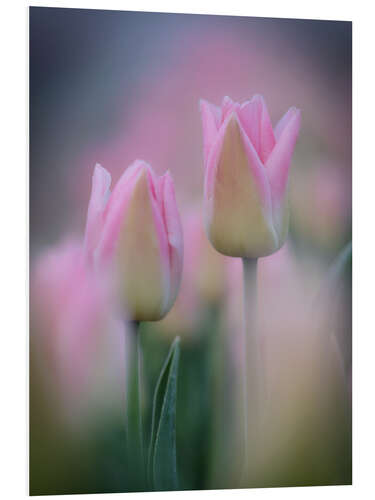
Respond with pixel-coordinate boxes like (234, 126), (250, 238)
(115, 169), (169, 321)
(206, 115), (278, 258)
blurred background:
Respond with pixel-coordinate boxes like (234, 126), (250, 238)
(30, 7), (352, 495)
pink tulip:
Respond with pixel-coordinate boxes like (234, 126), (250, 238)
(84, 160), (183, 321)
(200, 94), (301, 258)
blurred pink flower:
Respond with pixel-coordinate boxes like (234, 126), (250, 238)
(84, 161), (183, 321)
(291, 160), (351, 250)
(200, 95), (301, 258)
(30, 240), (125, 430)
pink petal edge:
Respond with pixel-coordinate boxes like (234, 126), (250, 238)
(266, 108), (301, 202)
(83, 164), (112, 265)
(200, 99), (221, 168)
(160, 171), (184, 309)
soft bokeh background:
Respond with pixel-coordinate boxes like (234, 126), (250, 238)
(30, 7), (352, 495)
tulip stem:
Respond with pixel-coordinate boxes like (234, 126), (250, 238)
(125, 320), (146, 489)
(241, 257), (263, 486)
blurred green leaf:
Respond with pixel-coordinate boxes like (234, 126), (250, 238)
(315, 241), (352, 302)
(326, 241), (352, 286)
(148, 336), (180, 491)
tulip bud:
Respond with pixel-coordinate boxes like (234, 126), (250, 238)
(200, 95), (301, 258)
(84, 160), (183, 322)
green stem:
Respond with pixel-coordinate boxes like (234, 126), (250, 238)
(125, 320), (146, 489)
(241, 257), (263, 485)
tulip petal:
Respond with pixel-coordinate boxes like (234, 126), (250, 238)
(257, 95), (276, 163)
(238, 100), (261, 157)
(84, 164), (112, 265)
(221, 95), (239, 122)
(266, 107), (301, 202)
(200, 99), (221, 168)
(112, 166), (171, 320)
(238, 94), (275, 163)
(266, 108), (301, 245)
(104, 159), (147, 217)
(97, 160), (146, 261)
(273, 106), (299, 142)
(205, 112), (278, 257)
(160, 171), (184, 311)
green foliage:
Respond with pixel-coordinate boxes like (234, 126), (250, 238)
(148, 337), (180, 490)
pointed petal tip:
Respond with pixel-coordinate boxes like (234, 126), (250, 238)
(287, 107), (302, 131)
(163, 169), (173, 181)
(285, 107), (301, 125)
(94, 163), (108, 176)
(93, 163), (111, 187)
(132, 159), (159, 182)
(199, 98), (208, 109)
(159, 170), (174, 192)
(199, 98), (217, 117)
(132, 158), (151, 170)
(249, 94), (267, 108)
(222, 95), (234, 106)
(289, 106), (301, 116)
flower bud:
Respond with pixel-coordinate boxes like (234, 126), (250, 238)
(200, 95), (301, 258)
(84, 161), (183, 321)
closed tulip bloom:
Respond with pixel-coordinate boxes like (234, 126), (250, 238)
(200, 94), (301, 258)
(84, 160), (183, 321)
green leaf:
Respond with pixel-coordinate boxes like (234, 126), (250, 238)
(313, 241), (352, 373)
(325, 241), (352, 287)
(148, 336), (180, 491)
(315, 241), (352, 306)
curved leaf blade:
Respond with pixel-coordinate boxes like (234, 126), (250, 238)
(148, 336), (180, 491)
